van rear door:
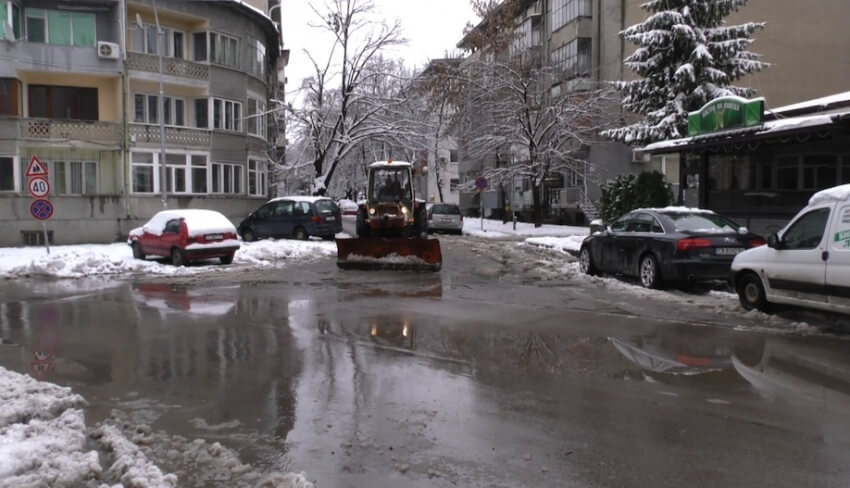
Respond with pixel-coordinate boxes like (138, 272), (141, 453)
(826, 204), (850, 311)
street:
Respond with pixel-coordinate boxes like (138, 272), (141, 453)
(1, 233), (849, 487)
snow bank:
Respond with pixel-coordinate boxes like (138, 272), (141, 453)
(98, 424), (177, 487)
(0, 239), (337, 279)
(525, 235), (587, 253)
(463, 218), (589, 239)
(345, 253), (428, 265)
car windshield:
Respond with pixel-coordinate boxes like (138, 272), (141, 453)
(663, 212), (740, 233)
(314, 199), (337, 214)
(431, 204), (460, 215)
(370, 168), (412, 202)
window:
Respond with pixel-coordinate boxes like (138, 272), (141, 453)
(568, 168), (584, 187)
(248, 159), (267, 196)
(775, 156), (799, 190)
(211, 163), (242, 194)
(210, 98), (242, 132)
(246, 97), (266, 138)
(0, 2), (21, 40)
(131, 23), (184, 57)
(164, 153), (187, 193)
(782, 208), (830, 250)
(248, 38), (266, 78)
(0, 78), (20, 116)
(206, 32), (239, 68)
(551, 38), (592, 78)
(0, 156), (14, 191)
(449, 150), (459, 162)
(26, 9), (95, 47)
(274, 200), (293, 216)
(134, 94), (185, 126)
(131, 152), (154, 193)
(610, 215), (631, 233)
(191, 155), (207, 193)
(194, 98), (208, 128)
(450, 178), (459, 192)
(193, 31), (207, 61)
(551, 0), (591, 32)
(28, 85), (98, 120)
(627, 213), (663, 233)
(52, 161), (96, 195)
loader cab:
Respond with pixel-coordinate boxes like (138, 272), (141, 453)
(368, 164), (413, 203)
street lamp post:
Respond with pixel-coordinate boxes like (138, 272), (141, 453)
(136, 2), (167, 208)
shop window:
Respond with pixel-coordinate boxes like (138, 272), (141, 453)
(775, 156), (799, 190)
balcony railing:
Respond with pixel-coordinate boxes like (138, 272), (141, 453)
(21, 118), (122, 144)
(130, 124), (210, 148)
(127, 52), (209, 82)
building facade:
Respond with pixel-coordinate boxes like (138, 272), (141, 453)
(0, 0), (281, 246)
(454, 0), (850, 223)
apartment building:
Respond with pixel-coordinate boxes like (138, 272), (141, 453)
(455, 0), (850, 223)
(0, 0), (282, 246)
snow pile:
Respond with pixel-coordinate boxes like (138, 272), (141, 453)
(0, 366), (101, 486)
(463, 218), (589, 239)
(345, 253), (428, 265)
(96, 424), (177, 487)
(185, 239), (241, 250)
(235, 239), (336, 266)
(525, 235), (587, 253)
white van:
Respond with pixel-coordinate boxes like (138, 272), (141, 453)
(731, 184), (850, 314)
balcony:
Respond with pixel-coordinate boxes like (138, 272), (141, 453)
(21, 118), (122, 146)
(127, 52), (209, 83)
(130, 124), (210, 148)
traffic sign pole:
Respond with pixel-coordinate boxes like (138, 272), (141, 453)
(26, 157), (52, 255)
(42, 222), (50, 254)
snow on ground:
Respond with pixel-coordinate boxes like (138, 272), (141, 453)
(525, 235), (587, 253)
(463, 218), (589, 239)
(0, 239), (338, 279)
(0, 366), (314, 487)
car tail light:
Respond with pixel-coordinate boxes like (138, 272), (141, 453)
(187, 236), (197, 244)
(428, 211), (433, 221)
(749, 238), (766, 247)
(677, 238), (712, 251)
(311, 216), (322, 224)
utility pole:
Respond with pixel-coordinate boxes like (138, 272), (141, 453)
(138, 1), (167, 208)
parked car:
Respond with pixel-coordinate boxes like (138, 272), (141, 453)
(427, 203), (463, 235)
(579, 207), (765, 288)
(128, 209), (239, 266)
(731, 184), (850, 314)
(238, 196), (342, 241)
(338, 199), (359, 215)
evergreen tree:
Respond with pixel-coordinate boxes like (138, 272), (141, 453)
(603, 0), (767, 145)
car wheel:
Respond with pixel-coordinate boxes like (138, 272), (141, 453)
(579, 246), (597, 276)
(242, 228), (255, 242)
(294, 226), (308, 240)
(132, 242), (145, 260)
(171, 248), (186, 266)
(639, 254), (661, 289)
(737, 272), (773, 313)
(220, 253), (234, 265)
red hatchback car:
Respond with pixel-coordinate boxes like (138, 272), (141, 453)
(128, 209), (240, 266)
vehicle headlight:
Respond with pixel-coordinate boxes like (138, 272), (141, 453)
(401, 206), (409, 215)
(368, 207), (376, 215)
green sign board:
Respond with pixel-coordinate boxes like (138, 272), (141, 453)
(687, 97), (764, 137)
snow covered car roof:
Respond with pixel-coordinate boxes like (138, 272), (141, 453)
(369, 161), (412, 168)
(268, 196), (332, 204)
(138, 209), (236, 237)
(634, 206), (716, 215)
(809, 184), (850, 206)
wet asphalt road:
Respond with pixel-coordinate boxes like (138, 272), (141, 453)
(2, 235), (850, 487)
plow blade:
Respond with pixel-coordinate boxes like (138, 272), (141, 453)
(336, 238), (442, 272)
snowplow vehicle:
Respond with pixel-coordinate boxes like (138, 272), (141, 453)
(336, 161), (442, 271)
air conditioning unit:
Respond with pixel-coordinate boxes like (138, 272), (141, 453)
(97, 41), (120, 59)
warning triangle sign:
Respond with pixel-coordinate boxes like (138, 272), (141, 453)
(25, 156), (48, 177)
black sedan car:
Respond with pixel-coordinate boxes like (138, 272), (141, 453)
(579, 208), (765, 288)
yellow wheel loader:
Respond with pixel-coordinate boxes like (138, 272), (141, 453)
(336, 161), (442, 271)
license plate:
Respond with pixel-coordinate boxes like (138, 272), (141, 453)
(205, 233), (223, 241)
(325, 216), (335, 221)
(715, 247), (743, 256)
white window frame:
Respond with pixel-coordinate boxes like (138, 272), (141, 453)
(247, 158), (267, 197)
(131, 22), (185, 58)
(246, 96), (266, 139)
(133, 94), (186, 126)
(210, 97), (242, 132)
(208, 31), (239, 68)
(211, 162), (243, 195)
(51, 160), (97, 195)
(1, 3), (21, 41)
(130, 150), (209, 195)
(0, 155), (18, 193)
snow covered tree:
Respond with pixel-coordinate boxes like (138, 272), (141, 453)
(603, 0), (767, 145)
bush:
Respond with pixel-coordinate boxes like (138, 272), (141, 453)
(599, 171), (672, 223)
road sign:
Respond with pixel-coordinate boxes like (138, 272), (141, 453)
(474, 176), (488, 191)
(28, 177), (50, 198)
(30, 199), (54, 221)
(25, 156), (49, 177)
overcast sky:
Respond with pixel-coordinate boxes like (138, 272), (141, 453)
(281, 0), (478, 102)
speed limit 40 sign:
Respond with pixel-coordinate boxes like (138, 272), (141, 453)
(28, 177), (50, 198)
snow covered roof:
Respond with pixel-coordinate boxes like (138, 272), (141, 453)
(642, 110), (850, 154)
(369, 161), (413, 168)
(635, 206), (716, 215)
(808, 184), (850, 206)
(144, 209), (236, 237)
(268, 196), (332, 204)
(770, 91), (850, 116)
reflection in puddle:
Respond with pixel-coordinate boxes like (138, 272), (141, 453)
(133, 283), (236, 316)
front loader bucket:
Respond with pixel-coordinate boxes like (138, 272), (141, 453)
(336, 238), (442, 272)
